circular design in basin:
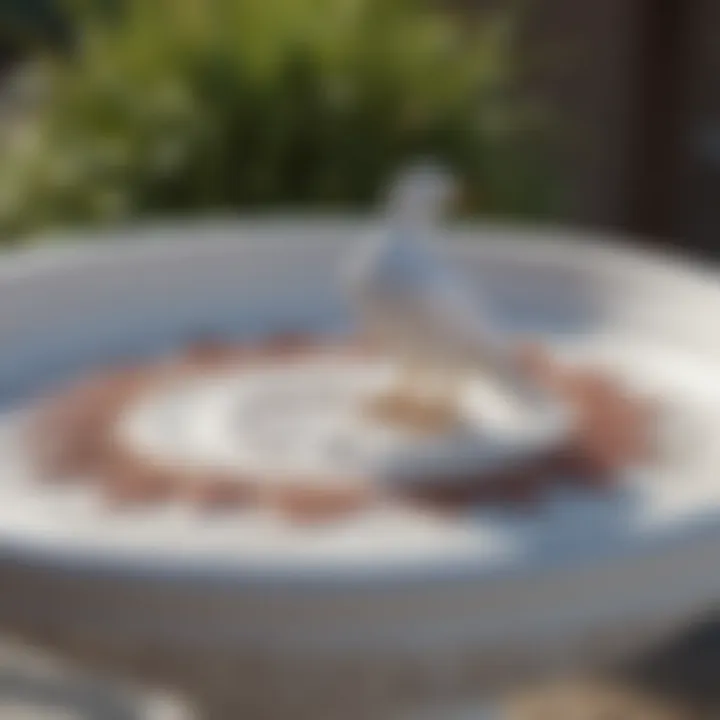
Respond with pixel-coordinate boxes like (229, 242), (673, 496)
(26, 330), (655, 527)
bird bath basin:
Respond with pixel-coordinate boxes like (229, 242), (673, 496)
(0, 221), (719, 717)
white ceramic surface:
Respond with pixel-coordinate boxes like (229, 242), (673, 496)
(0, 221), (718, 716)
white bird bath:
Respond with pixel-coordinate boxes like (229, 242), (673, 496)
(0, 220), (719, 718)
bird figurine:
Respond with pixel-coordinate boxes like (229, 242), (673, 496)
(346, 163), (554, 433)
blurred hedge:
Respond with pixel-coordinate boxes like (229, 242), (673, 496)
(0, 0), (558, 240)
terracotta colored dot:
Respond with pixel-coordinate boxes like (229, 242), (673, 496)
(270, 481), (373, 523)
(104, 463), (180, 506)
(188, 474), (256, 510)
(261, 332), (315, 359)
(183, 338), (238, 368)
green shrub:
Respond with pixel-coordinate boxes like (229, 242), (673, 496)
(0, 0), (558, 240)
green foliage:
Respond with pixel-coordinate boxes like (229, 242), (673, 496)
(0, 0), (558, 240)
